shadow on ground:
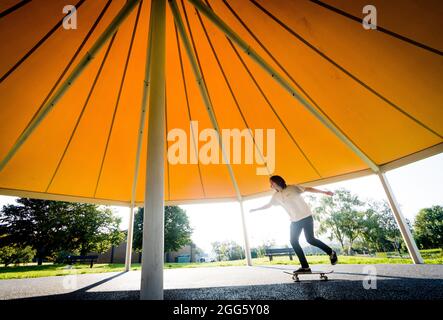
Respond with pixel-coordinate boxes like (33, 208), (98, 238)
(18, 278), (443, 300)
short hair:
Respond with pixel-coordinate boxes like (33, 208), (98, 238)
(270, 175), (286, 189)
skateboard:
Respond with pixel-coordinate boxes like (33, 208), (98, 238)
(284, 270), (333, 282)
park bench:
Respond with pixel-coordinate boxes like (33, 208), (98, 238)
(66, 255), (98, 268)
(265, 248), (295, 261)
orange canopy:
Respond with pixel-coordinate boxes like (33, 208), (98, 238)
(0, 0), (442, 206)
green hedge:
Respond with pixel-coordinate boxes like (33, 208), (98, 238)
(375, 248), (442, 259)
(419, 248), (442, 258)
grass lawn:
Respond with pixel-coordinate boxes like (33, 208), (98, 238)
(0, 255), (442, 280)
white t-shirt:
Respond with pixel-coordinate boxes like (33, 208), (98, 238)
(270, 185), (312, 222)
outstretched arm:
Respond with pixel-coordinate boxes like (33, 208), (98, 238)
(250, 202), (273, 212)
(304, 187), (334, 196)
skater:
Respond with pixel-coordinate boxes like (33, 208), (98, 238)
(250, 175), (338, 273)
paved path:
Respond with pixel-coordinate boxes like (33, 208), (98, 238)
(1, 264), (442, 300)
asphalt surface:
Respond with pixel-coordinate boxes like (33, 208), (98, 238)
(0, 264), (442, 300)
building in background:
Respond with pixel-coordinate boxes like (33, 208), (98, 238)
(90, 242), (204, 264)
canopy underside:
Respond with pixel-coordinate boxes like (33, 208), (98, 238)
(0, 0), (442, 205)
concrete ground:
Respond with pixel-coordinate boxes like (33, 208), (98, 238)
(0, 264), (442, 300)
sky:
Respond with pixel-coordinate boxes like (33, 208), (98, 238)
(0, 153), (442, 255)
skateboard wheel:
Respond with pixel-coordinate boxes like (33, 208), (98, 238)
(321, 275), (328, 281)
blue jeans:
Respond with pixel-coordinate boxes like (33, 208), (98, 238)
(290, 216), (332, 268)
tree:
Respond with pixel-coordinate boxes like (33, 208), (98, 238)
(359, 203), (385, 253)
(358, 200), (405, 254)
(255, 239), (276, 258)
(0, 198), (124, 264)
(64, 206), (124, 255)
(315, 189), (366, 254)
(0, 245), (35, 267)
(374, 201), (407, 254)
(315, 192), (412, 255)
(340, 210), (366, 255)
(226, 242), (245, 261)
(211, 240), (244, 261)
(414, 205), (443, 249)
(211, 241), (228, 261)
(132, 206), (193, 254)
(133, 207), (144, 252)
(0, 199), (72, 265)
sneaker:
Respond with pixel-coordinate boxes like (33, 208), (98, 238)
(294, 267), (311, 273)
(329, 251), (338, 265)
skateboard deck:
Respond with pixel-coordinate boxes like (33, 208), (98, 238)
(283, 270), (333, 282)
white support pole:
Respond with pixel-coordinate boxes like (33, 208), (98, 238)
(239, 200), (252, 265)
(124, 205), (135, 271)
(377, 172), (423, 264)
(169, 0), (252, 266)
(125, 0), (155, 274)
(140, 0), (166, 300)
